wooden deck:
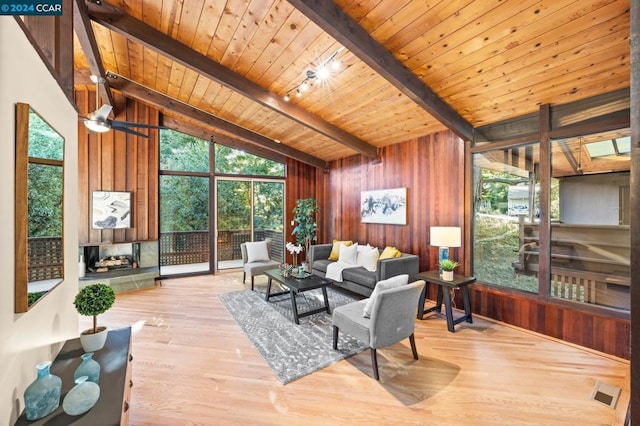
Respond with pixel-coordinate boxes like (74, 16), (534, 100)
(81, 271), (630, 425)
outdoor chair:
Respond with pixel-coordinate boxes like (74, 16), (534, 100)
(240, 239), (280, 290)
(332, 280), (425, 380)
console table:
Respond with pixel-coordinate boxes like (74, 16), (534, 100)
(15, 327), (133, 425)
(415, 270), (476, 332)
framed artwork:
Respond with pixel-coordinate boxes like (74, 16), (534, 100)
(360, 187), (407, 225)
(92, 191), (132, 229)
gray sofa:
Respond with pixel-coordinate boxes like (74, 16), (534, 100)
(309, 243), (419, 297)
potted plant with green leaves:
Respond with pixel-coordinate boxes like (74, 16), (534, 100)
(439, 259), (459, 281)
(291, 198), (318, 268)
(74, 283), (116, 352)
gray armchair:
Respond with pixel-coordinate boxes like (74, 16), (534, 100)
(332, 280), (425, 380)
(240, 240), (280, 290)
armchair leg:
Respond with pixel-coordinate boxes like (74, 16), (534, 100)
(332, 326), (339, 350)
(251, 276), (255, 291)
(242, 272), (246, 284)
(371, 348), (379, 380)
(409, 333), (418, 360)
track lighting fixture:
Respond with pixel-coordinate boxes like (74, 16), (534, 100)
(283, 47), (345, 101)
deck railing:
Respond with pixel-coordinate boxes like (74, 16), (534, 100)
(28, 236), (63, 282)
(159, 229), (284, 266)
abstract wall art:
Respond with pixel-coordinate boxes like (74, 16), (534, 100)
(360, 187), (407, 225)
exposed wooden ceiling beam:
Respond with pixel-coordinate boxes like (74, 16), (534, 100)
(549, 109), (631, 140)
(85, 2), (377, 158)
(107, 75), (328, 170)
(73, 0), (114, 108)
(558, 141), (581, 174)
(161, 116), (288, 165)
(286, 0), (474, 142)
(477, 89), (630, 142)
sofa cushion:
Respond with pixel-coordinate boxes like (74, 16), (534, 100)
(245, 241), (270, 263)
(329, 240), (353, 260)
(312, 259), (332, 274)
(362, 274), (409, 318)
(338, 242), (358, 265)
(379, 246), (401, 259)
(342, 267), (376, 289)
(357, 245), (379, 272)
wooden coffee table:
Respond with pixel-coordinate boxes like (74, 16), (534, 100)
(264, 269), (332, 324)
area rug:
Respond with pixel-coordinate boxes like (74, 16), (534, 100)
(219, 285), (368, 384)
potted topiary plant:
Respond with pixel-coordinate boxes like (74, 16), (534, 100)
(74, 283), (116, 352)
(439, 259), (459, 281)
(291, 198), (318, 266)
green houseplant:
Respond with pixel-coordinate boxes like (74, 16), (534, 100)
(439, 259), (459, 281)
(439, 259), (459, 271)
(440, 259), (459, 281)
(291, 198), (319, 263)
(74, 283), (116, 352)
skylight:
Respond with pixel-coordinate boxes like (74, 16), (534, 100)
(585, 136), (631, 159)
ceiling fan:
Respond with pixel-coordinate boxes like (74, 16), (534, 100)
(82, 75), (164, 138)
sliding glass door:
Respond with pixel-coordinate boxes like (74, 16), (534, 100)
(216, 178), (284, 270)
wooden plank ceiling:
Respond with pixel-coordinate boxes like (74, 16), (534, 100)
(72, 0), (630, 165)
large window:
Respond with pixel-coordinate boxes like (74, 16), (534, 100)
(472, 129), (630, 312)
(473, 143), (541, 293)
(549, 132), (630, 310)
(159, 129), (285, 276)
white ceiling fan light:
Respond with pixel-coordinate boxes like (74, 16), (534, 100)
(83, 119), (111, 133)
(81, 74), (164, 138)
(83, 104), (113, 133)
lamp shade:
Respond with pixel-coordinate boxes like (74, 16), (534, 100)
(430, 226), (461, 247)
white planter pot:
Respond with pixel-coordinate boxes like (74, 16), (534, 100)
(80, 327), (108, 352)
(442, 270), (454, 281)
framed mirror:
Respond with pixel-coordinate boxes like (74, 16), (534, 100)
(15, 102), (65, 313)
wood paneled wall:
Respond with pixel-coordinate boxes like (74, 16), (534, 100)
(285, 129), (629, 359)
(320, 131), (466, 273)
(76, 88), (159, 245)
(471, 286), (630, 358)
(283, 158), (327, 264)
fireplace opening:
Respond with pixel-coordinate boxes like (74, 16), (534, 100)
(83, 243), (139, 274)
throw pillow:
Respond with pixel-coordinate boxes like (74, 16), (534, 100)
(338, 242), (358, 265)
(329, 239), (353, 260)
(362, 274), (409, 318)
(379, 246), (401, 260)
(357, 245), (379, 272)
(245, 241), (270, 263)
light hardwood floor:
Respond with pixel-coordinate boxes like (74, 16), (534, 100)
(83, 271), (630, 425)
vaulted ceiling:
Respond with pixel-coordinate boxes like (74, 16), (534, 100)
(72, 0), (631, 167)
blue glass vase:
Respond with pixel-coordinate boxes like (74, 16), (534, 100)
(24, 361), (62, 420)
(62, 376), (100, 416)
(74, 352), (100, 384)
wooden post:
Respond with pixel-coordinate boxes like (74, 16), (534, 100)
(629, 0), (639, 422)
(538, 104), (551, 300)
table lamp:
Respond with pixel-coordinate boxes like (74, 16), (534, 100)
(430, 226), (461, 277)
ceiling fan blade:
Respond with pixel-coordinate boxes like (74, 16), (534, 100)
(92, 104), (113, 121)
(112, 126), (150, 139)
(111, 120), (166, 130)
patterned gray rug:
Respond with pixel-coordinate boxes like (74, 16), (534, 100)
(219, 285), (368, 384)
